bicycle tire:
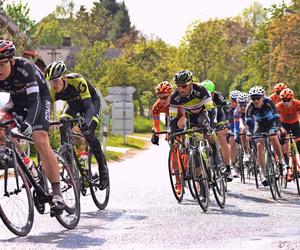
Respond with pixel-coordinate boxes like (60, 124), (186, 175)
(0, 164), (34, 236)
(293, 157), (300, 195)
(209, 156), (226, 208)
(89, 150), (110, 210)
(190, 149), (209, 212)
(168, 148), (184, 202)
(266, 152), (278, 200)
(53, 151), (81, 229)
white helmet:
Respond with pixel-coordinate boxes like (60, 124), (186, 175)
(237, 92), (250, 103)
(230, 90), (241, 100)
(249, 86), (265, 97)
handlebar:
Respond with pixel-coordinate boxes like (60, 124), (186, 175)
(50, 117), (82, 126)
(251, 132), (277, 139)
(171, 127), (209, 137)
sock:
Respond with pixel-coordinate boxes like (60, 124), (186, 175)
(226, 165), (231, 172)
(284, 153), (289, 165)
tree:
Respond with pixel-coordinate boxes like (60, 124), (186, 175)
(35, 15), (65, 46)
(74, 41), (110, 92)
(4, 1), (35, 35)
(241, 1), (267, 29)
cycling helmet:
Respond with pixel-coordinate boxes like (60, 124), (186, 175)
(44, 61), (67, 80)
(200, 80), (215, 94)
(274, 82), (287, 94)
(279, 88), (294, 99)
(0, 40), (15, 60)
(237, 92), (250, 103)
(249, 86), (265, 97)
(155, 81), (173, 94)
(174, 70), (193, 85)
(230, 90), (241, 100)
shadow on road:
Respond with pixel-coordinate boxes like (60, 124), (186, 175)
(3, 228), (106, 249)
(81, 209), (147, 222)
(227, 192), (275, 204)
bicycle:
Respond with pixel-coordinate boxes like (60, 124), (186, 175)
(0, 117), (80, 236)
(51, 118), (110, 210)
(282, 133), (300, 195)
(172, 127), (226, 212)
(251, 133), (282, 200)
(154, 131), (193, 202)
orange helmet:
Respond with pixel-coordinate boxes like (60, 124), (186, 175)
(279, 88), (294, 100)
(274, 82), (287, 94)
(155, 81), (173, 95)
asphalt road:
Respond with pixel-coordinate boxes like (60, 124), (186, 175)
(1, 140), (300, 249)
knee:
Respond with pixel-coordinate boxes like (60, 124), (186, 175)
(33, 131), (50, 149)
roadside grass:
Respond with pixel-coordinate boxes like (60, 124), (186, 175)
(106, 134), (146, 149)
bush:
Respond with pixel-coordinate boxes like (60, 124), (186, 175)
(134, 116), (152, 133)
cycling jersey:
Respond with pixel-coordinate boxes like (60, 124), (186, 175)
(227, 106), (236, 133)
(169, 83), (215, 132)
(151, 100), (169, 132)
(50, 73), (100, 126)
(246, 97), (280, 133)
(269, 93), (281, 105)
(212, 91), (229, 125)
(233, 105), (254, 135)
(276, 99), (300, 124)
(0, 57), (51, 130)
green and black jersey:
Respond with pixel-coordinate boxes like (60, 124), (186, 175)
(50, 73), (100, 126)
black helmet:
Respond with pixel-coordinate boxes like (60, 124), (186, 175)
(174, 70), (193, 85)
(44, 61), (67, 80)
(0, 40), (15, 60)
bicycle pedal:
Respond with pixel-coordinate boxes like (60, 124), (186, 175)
(50, 206), (63, 217)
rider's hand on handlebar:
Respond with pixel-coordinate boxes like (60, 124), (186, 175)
(20, 121), (32, 137)
(151, 133), (159, 145)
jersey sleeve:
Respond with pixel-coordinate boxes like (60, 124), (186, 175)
(151, 101), (161, 132)
(23, 63), (41, 125)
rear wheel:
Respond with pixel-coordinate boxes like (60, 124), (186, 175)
(0, 162), (34, 236)
(43, 151), (80, 229)
(211, 164), (226, 208)
(89, 150), (110, 210)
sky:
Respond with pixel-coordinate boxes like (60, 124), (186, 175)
(6, 0), (291, 45)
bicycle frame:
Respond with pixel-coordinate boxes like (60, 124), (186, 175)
(1, 120), (52, 203)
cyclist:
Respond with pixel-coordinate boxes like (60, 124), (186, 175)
(269, 82), (287, 105)
(276, 88), (300, 179)
(227, 90), (241, 176)
(44, 60), (109, 190)
(0, 40), (65, 211)
(199, 80), (232, 180)
(246, 86), (287, 186)
(233, 92), (253, 163)
(151, 81), (186, 195)
(169, 70), (231, 181)
(151, 81), (174, 145)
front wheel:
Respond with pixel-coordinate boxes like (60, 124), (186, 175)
(168, 148), (184, 202)
(190, 150), (209, 212)
(266, 152), (279, 200)
(0, 163), (34, 236)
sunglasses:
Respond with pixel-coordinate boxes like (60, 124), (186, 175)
(239, 103), (248, 107)
(251, 96), (261, 101)
(176, 84), (189, 89)
(158, 95), (169, 100)
(282, 98), (291, 102)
